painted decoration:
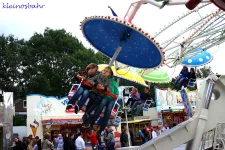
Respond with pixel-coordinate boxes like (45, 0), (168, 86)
(81, 16), (165, 69)
(182, 48), (213, 67)
(155, 87), (198, 127)
(155, 87), (198, 110)
(26, 94), (121, 140)
(30, 119), (39, 137)
(180, 89), (193, 117)
(26, 94), (84, 138)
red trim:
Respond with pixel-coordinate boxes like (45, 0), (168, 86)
(210, 0), (225, 11)
(82, 81), (117, 100)
(185, 0), (202, 10)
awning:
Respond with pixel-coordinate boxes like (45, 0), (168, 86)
(121, 119), (152, 124)
(42, 118), (83, 125)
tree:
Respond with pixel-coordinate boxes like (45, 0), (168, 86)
(21, 28), (110, 97)
(13, 115), (26, 126)
(196, 66), (212, 78)
(0, 28), (110, 99)
(0, 34), (27, 98)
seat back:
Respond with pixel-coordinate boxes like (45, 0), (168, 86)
(187, 78), (196, 88)
(143, 99), (154, 111)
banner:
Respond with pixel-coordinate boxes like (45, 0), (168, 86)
(180, 89), (193, 116)
(155, 87), (198, 126)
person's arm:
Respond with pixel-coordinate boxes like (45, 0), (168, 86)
(81, 139), (85, 149)
(136, 92), (140, 99)
(86, 75), (99, 86)
(104, 81), (111, 91)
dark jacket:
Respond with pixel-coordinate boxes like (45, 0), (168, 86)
(180, 70), (189, 78)
(22, 141), (27, 150)
(37, 139), (42, 150)
(67, 138), (75, 150)
(63, 137), (69, 150)
(12, 140), (24, 150)
(140, 92), (151, 103)
(120, 132), (128, 147)
(187, 72), (196, 79)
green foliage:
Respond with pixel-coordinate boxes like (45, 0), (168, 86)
(0, 28), (109, 99)
(13, 115), (26, 126)
(196, 66), (212, 78)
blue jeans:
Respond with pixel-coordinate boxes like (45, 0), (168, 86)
(68, 86), (85, 105)
(130, 101), (141, 112)
(135, 103), (144, 115)
(86, 97), (108, 124)
(98, 100), (115, 128)
(68, 86), (89, 109)
(178, 78), (189, 90)
(172, 75), (183, 89)
(85, 92), (102, 116)
(107, 143), (115, 150)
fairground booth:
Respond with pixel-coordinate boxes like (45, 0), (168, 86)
(26, 94), (121, 147)
(155, 87), (198, 128)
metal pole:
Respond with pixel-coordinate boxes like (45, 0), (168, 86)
(143, 0), (162, 8)
(109, 46), (122, 67)
(127, 0), (144, 23)
(124, 109), (131, 147)
(148, 82), (151, 88)
(204, 81), (215, 109)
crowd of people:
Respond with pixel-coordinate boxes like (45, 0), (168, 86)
(120, 123), (170, 147)
(12, 125), (118, 150)
(172, 66), (196, 91)
(12, 123), (173, 150)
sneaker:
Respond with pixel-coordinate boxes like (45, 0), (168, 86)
(74, 105), (79, 114)
(66, 104), (73, 110)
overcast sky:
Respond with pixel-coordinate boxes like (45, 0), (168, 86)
(0, 0), (224, 77)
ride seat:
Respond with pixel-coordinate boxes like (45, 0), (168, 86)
(142, 99), (155, 111)
(67, 84), (80, 100)
(187, 78), (196, 88)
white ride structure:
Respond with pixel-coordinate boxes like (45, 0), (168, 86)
(117, 73), (225, 150)
(116, 0), (225, 75)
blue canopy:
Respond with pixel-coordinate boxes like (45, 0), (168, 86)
(81, 16), (164, 69)
(182, 48), (213, 67)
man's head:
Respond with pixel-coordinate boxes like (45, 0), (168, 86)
(76, 128), (80, 133)
(144, 87), (150, 93)
(35, 136), (39, 141)
(78, 132), (83, 137)
(183, 66), (187, 71)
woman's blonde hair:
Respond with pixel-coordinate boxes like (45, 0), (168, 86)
(132, 87), (138, 92)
